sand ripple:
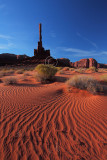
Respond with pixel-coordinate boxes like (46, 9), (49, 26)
(0, 83), (107, 160)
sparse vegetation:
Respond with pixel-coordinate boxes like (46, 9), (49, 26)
(69, 68), (75, 71)
(58, 70), (64, 74)
(66, 75), (103, 94)
(100, 74), (107, 83)
(21, 75), (28, 81)
(56, 67), (63, 71)
(2, 77), (17, 85)
(23, 72), (30, 76)
(35, 64), (57, 83)
(0, 71), (6, 77)
(63, 67), (70, 71)
(87, 66), (98, 72)
(15, 70), (24, 74)
(75, 68), (85, 73)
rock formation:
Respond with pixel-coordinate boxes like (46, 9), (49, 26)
(34, 23), (50, 59)
(0, 53), (29, 66)
(70, 58), (106, 68)
(57, 58), (71, 67)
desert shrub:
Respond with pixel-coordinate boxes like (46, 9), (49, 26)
(2, 77), (17, 85)
(56, 67), (63, 71)
(87, 66), (98, 72)
(21, 75), (28, 81)
(35, 64), (57, 83)
(15, 70), (24, 74)
(23, 72), (30, 76)
(58, 70), (64, 74)
(100, 74), (107, 82)
(75, 68), (85, 73)
(4, 70), (15, 76)
(66, 75), (103, 94)
(63, 67), (70, 71)
(0, 71), (6, 77)
(69, 68), (75, 71)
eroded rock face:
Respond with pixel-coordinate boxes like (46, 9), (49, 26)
(0, 53), (29, 66)
(72, 58), (98, 68)
(89, 58), (97, 68)
(57, 58), (71, 67)
(97, 63), (107, 68)
(16, 55), (28, 60)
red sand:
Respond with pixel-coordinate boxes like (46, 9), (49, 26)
(0, 71), (107, 160)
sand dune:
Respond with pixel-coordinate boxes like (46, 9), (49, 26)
(0, 73), (107, 160)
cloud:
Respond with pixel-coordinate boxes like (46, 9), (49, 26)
(0, 42), (14, 49)
(0, 34), (12, 40)
(59, 47), (107, 57)
(77, 32), (97, 49)
(0, 4), (5, 9)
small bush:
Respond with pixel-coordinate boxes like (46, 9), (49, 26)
(100, 74), (107, 82)
(69, 68), (75, 71)
(35, 64), (57, 83)
(21, 75), (28, 81)
(3, 77), (17, 85)
(0, 71), (6, 77)
(63, 67), (69, 71)
(23, 72), (30, 76)
(66, 75), (103, 94)
(15, 70), (24, 74)
(87, 67), (98, 72)
(76, 68), (85, 73)
(58, 70), (64, 74)
(56, 67), (63, 71)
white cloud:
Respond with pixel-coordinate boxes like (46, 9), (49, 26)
(0, 42), (14, 49)
(59, 47), (107, 57)
(0, 34), (12, 40)
(76, 32), (97, 49)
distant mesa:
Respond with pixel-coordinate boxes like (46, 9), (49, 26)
(0, 24), (107, 68)
(0, 53), (29, 66)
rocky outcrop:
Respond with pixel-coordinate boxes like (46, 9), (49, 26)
(71, 58), (99, 68)
(0, 53), (29, 66)
(97, 63), (107, 68)
(72, 59), (89, 68)
(89, 58), (97, 68)
(16, 54), (28, 60)
(57, 58), (71, 67)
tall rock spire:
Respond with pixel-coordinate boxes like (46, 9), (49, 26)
(39, 23), (42, 42)
(34, 23), (50, 58)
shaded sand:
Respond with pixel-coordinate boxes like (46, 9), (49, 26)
(0, 72), (107, 160)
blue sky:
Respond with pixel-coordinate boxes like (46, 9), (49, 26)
(0, 0), (107, 63)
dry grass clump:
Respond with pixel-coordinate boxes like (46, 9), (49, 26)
(75, 68), (85, 73)
(21, 75), (28, 81)
(87, 66), (98, 72)
(58, 70), (64, 74)
(56, 67), (63, 71)
(100, 74), (107, 83)
(66, 75), (103, 94)
(23, 72), (30, 76)
(15, 69), (24, 74)
(63, 67), (70, 71)
(0, 71), (6, 77)
(98, 68), (107, 73)
(69, 68), (75, 71)
(2, 77), (17, 85)
(34, 64), (57, 83)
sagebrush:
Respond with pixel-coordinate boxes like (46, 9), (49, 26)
(66, 75), (103, 94)
(35, 64), (57, 83)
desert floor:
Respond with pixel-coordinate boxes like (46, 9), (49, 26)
(0, 70), (107, 160)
